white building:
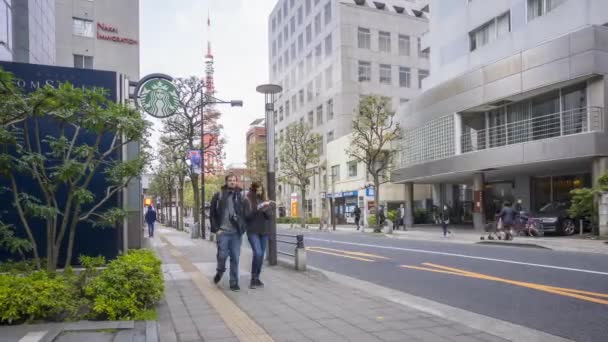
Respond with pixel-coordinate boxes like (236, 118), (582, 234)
(268, 0), (429, 223)
(393, 0), (608, 235)
(0, 0), (56, 64)
(55, 0), (139, 80)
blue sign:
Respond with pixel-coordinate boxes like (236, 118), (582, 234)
(342, 191), (358, 197)
(0, 61), (121, 265)
(366, 187), (375, 197)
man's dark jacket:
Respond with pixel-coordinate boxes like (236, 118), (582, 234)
(210, 186), (247, 235)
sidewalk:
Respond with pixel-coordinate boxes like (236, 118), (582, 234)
(278, 223), (608, 255)
(150, 225), (510, 342)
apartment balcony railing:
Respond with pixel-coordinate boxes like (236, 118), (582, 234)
(461, 107), (604, 153)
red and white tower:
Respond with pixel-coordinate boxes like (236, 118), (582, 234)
(203, 12), (223, 175)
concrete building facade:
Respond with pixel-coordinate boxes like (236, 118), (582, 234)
(393, 0), (608, 235)
(55, 0), (139, 80)
(1, 0), (56, 65)
(268, 0), (429, 222)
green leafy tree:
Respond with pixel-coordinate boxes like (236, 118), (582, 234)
(346, 96), (401, 232)
(0, 69), (149, 271)
(278, 122), (321, 227)
(568, 173), (608, 235)
(247, 141), (267, 187)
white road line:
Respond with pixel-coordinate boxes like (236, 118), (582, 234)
(306, 237), (608, 276)
(18, 331), (47, 342)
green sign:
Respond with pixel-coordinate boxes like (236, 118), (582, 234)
(137, 78), (179, 118)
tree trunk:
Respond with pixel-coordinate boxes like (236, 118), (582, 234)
(168, 186), (173, 227)
(178, 174), (185, 231)
(191, 176), (200, 238)
(374, 179), (381, 232)
(301, 189), (307, 228)
(46, 221), (54, 272)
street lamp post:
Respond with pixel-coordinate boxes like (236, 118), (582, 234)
(256, 84), (282, 266)
(198, 84), (243, 240)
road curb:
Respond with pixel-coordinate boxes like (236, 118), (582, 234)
(476, 241), (552, 249)
(305, 265), (572, 342)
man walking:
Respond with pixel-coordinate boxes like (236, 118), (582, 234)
(353, 205), (361, 230)
(145, 205), (157, 238)
(396, 204), (405, 230)
(210, 174), (247, 291)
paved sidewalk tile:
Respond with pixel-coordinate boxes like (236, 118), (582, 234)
(149, 225), (511, 342)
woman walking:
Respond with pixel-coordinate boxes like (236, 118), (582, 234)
(245, 181), (272, 289)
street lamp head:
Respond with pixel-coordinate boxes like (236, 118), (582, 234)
(256, 84), (283, 95)
(230, 100), (244, 107)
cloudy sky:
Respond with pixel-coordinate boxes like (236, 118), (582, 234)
(140, 0), (276, 166)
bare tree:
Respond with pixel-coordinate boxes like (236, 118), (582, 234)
(159, 77), (225, 233)
(346, 96), (401, 232)
(278, 122), (322, 227)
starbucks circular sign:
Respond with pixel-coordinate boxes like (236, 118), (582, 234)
(136, 77), (179, 118)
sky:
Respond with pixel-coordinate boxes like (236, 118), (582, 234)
(140, 0), (276, 166)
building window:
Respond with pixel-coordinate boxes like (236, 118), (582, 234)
(324, 2), (332, 25)
(347, 161), (357, 177)
(469, 12), (510, 51)
(272, 41), (277, 57)
(331, 165), (340, 181)
(398, 34), (410, 56)
(308, 111), (314, 127)
(279, 106), (284, 121)
(418, 69), (429, 88)
(327, 130), (334, 142)
(400, 98), (409, 104)
(284, 26), (289, 42)
(317, 105), (323, 126)
(399, 67), (411, 87)
(272, 17), (277, 32)
(314, 13), (322, 36)
(298, 34), (304, 54)
(297, 6), (304, 25)
(325, 65), (333, 89)
(278, 9), (282, 24)
(315, 74), (322, 97)
(528, 0), (565, 21)
(315, 43), (322, 64)
(379, 64), (392, 84)
(284, 51), (289, 68)
(290, 16), (296, 35)
(291, 43), (296, 61)
(278, 33), (283, 49)
(73, 18), (94, 37)
(278, 57), (283, 73)
(306, 53), (312, 73)
(307, 82), (313, 102)
(73, 54), (93, 69)
(285, 100), (290, 117)
(305, 0), (312, 16)
(358, 61), (371, 82)
(379, 31), (391, 53)
(417, 37), (429, 58)
(327, 99), (334, 120)
(325, 34), (332, 57)
(292, 95), (297, 112)
(358, 27), (371, 49)
(298, 60), (304, 80)
(306, 24), (312, 45)
(299, 89), (305, 105)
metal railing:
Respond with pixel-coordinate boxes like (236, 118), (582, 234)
(276, 233), (304, 257)
(461, 107), (603, 153)
(276, 233), (306, 271)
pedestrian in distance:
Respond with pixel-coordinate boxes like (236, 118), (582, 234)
(244, 181), (273, 289)
(210, 174), (248, 291)
(145, 205), (157, 238)
(353, 205), (362, 230)
(396, 203), (406, 230)
(441, 204), (451, 237)
(377, 205), (386, 232)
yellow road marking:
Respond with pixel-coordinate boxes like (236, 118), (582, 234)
(306, 247), (376, 262)
(307, 246), (390, 259)
(400, 262), (608, 306)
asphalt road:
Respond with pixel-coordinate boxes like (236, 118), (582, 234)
(277, 228), (608, 342)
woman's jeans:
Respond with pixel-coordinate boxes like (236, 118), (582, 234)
(247, 233), (268, 280)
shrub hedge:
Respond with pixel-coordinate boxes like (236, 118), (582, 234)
(0, 249), (163, 325)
